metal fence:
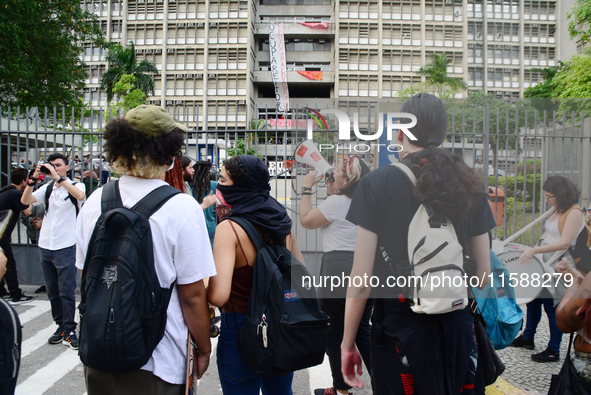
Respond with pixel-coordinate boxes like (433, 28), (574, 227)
(1, 104), (590, 252)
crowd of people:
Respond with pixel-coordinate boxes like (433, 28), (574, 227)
(0, 95), (590, 395)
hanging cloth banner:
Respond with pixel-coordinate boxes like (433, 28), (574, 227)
(269, 23), (290, 112)
(299, 22), (329, 29)
(297, 71), (323, 80)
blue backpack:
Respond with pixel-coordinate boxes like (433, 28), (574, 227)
(472, 250), (524, 350)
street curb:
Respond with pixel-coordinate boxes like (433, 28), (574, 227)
(486, 378), (544, 395)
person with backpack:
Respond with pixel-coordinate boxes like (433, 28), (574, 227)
(207, 155), (307, 395)
(510, 176), (586, 363)
(341, 93), (494, 395)
(75, 105), (216, 394)
(0, 167), (33, 304)
(298, 156), (372, 395)
(21, 153), (86, 349)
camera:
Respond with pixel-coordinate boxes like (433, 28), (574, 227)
(39, 163), (54, 175)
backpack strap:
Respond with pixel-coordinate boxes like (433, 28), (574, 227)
(100, 180), (124, 213)
(558, 205), (583, 235)
(228, 217), (266, 252)
(390, 162), (417, 186)
(45, 182), (80, 216)
(131, 184), (181, 218)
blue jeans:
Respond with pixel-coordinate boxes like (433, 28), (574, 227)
(39, 245), (77, 334)
(523, 297), (562, 353)
(217, 312), (293, 395)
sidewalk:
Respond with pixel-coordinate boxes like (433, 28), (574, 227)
(486, 303), (568, 395)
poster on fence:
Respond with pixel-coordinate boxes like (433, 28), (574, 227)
(269, 23), (290, 113)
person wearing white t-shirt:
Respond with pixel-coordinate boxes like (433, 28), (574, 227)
(22, 152), (86, 350)
(75, 105), (216, 395)
(298, 156), (373, 395)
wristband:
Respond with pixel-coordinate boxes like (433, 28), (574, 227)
(301, 192), (313, 196)
(31, 177), (38, 182)
(27, 181), (36, 187)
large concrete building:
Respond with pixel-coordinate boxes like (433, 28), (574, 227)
(81, 0), (579, 130)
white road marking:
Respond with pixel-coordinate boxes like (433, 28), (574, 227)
(17, 300), (51, 325)
(20, 326), (58, 359)
(16, 348), (81, 395)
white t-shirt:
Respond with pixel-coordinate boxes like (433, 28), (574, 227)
(317, 194), (357, 252)
(32, 180), (86, 250)
(75, 176), (216, 384)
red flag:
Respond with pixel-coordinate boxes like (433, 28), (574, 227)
(297, 71), (323, 80)
(299, 22), (329, 29)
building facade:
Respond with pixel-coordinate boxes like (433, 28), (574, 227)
(81, 0), (578, 130)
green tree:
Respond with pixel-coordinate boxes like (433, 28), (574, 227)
(227, 138), (259, 157)
(104, 74), (147, 122)
(0, 0), (105, 108)
(415, 53), (467, 97)
(100, 42), (158, 103)
(551, 52), (591, 116)
(568, 0), (591, 46)
(523, 66), (562, 116)
(445, 92), (535, 168)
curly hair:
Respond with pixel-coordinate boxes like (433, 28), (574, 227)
(543, 176), (581, 213)
(103, 119), (185, 179)
(222, 156), (248, 184)
(402, 94), (485, 220)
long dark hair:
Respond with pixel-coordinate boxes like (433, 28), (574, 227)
(543, 176), (580, 213)
(192, 161), (213, 201)
(403, 94), (484, 220)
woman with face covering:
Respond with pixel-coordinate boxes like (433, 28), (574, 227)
(207, 155), (305, 395)
(298, 156), (372, 395)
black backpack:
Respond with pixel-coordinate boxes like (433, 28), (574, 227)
(229, 217), (330, 377)
(0, 298), (21, 395)
(79, 180), (180, 374)
(44, 181), (80, 216)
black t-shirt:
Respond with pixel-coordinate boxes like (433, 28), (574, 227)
(0, 185), (29, 240)
(346, 163), (495, 394)
(347, 163), (495, 288)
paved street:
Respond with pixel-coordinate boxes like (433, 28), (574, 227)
(13, 283), (568, 395)
(12, 285), (373, 395)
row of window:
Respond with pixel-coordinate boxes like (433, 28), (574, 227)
(259, 38), (331, 52)
(258, 62), (331, 71)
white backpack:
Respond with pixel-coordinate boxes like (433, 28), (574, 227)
(392, 163), (468, 314)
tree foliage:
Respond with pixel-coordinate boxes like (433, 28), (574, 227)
(0, 0), (105, 109)
(412, 53), (467, 97)
(227, 138), (259, 158)
(104, 74), (147, 122)
(568, 0), (591, 46)
(100, 42), (158, 103)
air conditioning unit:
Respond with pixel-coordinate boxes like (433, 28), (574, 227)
(186, 73), (193, 78)
(178, 23), (186, 27)
(445, 0), (452, 4)
(504, 68), (511, 72)
(91, 87), (98, 91)
(294, 38), (300, 42)
(187, 23), (195, 27)
(238, 100), (246, 105)
(196, 74), (203, 78)
(504, 45), (511, 49)
(532, 23), (539, 27)
(167, 101), (174, 105)
(168, 49), (175, 53)
(175, 101), (184, 105)
(476, 32), (482, 39)
(197, 23), (204, 27)
(308, 38), (314, 42)
(210, 22), (218, 27)
(146, 49), (153, 53)
(154, 100), (161, 105)
(136, 49), (144, 53)
(208, 74), (215, 79)
(319, 39), (325, 43)
(487, 68), (494, 72)
(155, 49), (162, 53)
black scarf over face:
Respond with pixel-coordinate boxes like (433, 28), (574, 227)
(216, 155), (292, 239)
